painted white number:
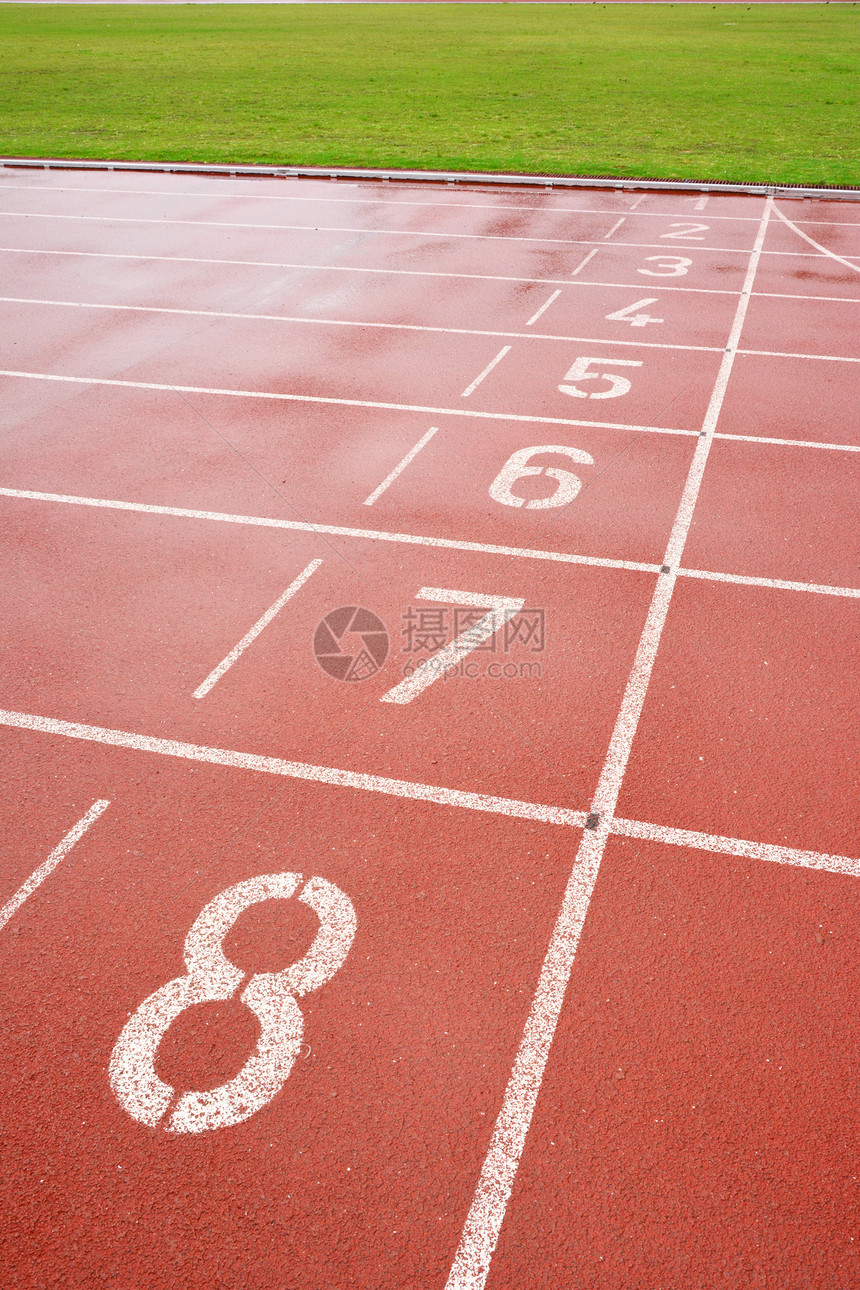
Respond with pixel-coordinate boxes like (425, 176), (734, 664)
(660, 222), (709, 240)
(109, 872), (356, 1134)
(638, 256), (693, 278)
(380, 587), (524, 705)
(489, 445), (594, 510)
(559, 355), (642, 399)
(604, 298), (664, 328)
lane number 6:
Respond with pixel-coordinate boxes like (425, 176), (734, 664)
(489, 445), (594, 509)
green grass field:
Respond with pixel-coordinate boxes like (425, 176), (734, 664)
(0, 4), (857, 185)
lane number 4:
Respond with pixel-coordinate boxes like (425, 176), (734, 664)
(604, 298), (664, 328)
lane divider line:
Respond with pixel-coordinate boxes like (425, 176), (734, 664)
(2, 178), (802, 222)
(0, 486), (662, 574)
(612, 819), (860, 880)
(363, 427), (438, 507)
(193, 559), (322, 699)
(443, 193), (777, 1290)
(0, 209), (769, 255)
(0, 295), (725, 356)
(0, 799), (110, 932)
(2, 245), (857, 304)
(0, 707), (855, 879)
(1, 485), (857, 597)
(0, 369), (695, 438)
(0, 709), (586, 830)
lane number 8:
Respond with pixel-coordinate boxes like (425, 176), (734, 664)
(109, 872), (357, 1134)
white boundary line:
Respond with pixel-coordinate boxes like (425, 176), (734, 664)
(0, 179), (797, 221)
(0, 708), (855, 880)
(5, 246), (858, 304)
(0, 798), (110, 931)
(1, 486), (858, 597)
(0, 295), (725, 356)
(2, 295), (855, 364)
(678, 568), (860, 599)
(462, 347), (512, 398)
(363, 427), (438, 506)
(0, 369), (694, 437)
(612, 819), (860, 880)
(0, 709), (586, 830)
(443, 194), (777, 1290)
(0, 209), (765, 254)
(192, 558), (322, 698)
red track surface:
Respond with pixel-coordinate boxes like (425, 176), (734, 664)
(0, 170), (857, 1289)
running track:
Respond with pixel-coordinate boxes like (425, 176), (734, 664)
(0, 169), (857, 1289)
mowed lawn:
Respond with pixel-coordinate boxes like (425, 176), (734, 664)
(0, 4), (857, 185)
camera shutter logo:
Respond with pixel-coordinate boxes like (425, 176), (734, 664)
(313, 607), (389, 682)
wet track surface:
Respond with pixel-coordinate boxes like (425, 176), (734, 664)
(0, 170), (857, 1289)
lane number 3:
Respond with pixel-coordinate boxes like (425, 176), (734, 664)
(109, 872), (356, 1133)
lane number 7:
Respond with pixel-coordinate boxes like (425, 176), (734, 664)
(380, 587), (524, 705)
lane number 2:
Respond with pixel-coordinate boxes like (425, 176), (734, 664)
(489, 445), (594, 509)
(660, 222), (709, 240)
(380, 587), (524, 705)
(109, 872), (356, 1133)
(559, 355), (642, 399)
(604, 298), (664, 328)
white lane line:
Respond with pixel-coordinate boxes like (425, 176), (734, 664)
(0, 799), (110, 932)
(612, 819), (860, 880)
(0, 709), (586, 830)
(524, 290), (561, 327)
(461, 346), (512, 398)
(3, 246), (857, 303)
(2, 487), (858, 595)
(0, 180), (781, 221)
(0, 708), (854, 881)
(0, 369), (694, 437)
(444, 195), (776, 1290)
(603, 217), (626, 240)
(5, 295), (856, 361)
(0, 485), (662, 573)
(774, 205), (860, 273)
(678, 567), (860, 598)
(0, 210), (764, 254)
(0, 296), (723, 355)
(363, 427), (438, 506)
(571, 249), (598, 276)
(740, 348), (860, 364)
(380, 589), (524, 705)
(193, 559), (322, 699)
(715, 432), (860, 453)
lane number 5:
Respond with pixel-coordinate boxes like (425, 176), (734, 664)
(109, 872), (356, 1133)
(559, 356), (642, 399)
